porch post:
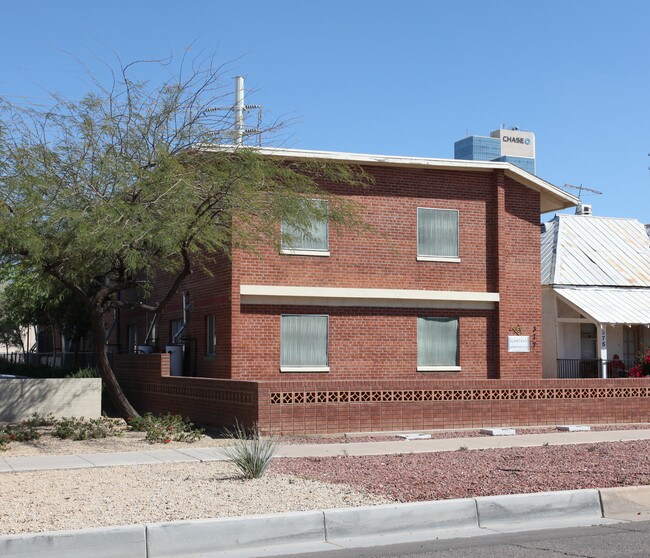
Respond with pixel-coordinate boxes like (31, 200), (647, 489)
(599, 324), (608, 379)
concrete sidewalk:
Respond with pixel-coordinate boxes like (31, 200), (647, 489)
(2, 428), (650, 473)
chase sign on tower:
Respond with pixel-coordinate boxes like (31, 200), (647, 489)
(490, 129), (536, 159)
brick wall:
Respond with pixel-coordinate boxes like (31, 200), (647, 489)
(114, 354), (257, 426)
(236, 305), (497, 381)
(231, 165), (541, 381)
(119, 251), (233, 379)
(113, 356), (650, 435)
(258, 378), (650, 434)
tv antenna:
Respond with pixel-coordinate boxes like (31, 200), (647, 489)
(563, 183), (603, 199)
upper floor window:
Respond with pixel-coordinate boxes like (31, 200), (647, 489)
(281, 199), (329, 256)
(417, 316), (460, 371)
(417, 208), (460, 262)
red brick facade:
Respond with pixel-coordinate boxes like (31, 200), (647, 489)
(112, 156), (583, 432)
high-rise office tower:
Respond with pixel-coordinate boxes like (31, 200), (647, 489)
(454, 128), (536, 175)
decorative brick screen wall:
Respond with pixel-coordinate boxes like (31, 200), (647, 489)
(114, 355), (650, 435)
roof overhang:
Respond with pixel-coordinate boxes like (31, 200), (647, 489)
(199, 145), (579, 215)
(554, 286), (650, 326)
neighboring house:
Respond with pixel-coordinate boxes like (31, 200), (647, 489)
(541, 209), (650, 379)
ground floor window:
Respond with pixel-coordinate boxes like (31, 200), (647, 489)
(417, 317), (460, 371)
(206, 316), (216, 356)
(280, 314), (329, 372)
(126, 325), (138, 354)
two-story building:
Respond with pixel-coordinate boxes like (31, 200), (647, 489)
(113, 148), (650, 434)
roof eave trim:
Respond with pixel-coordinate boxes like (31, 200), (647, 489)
(198, 144), (579, 213)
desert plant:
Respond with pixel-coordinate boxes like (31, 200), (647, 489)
(22, 412), (56, 427)
(219, 422), (278, 479)
(66, 367), (100, 379)
(53, 417), (123, 440)
(0, 422), (41, 450)
(127, 412), (204, 444)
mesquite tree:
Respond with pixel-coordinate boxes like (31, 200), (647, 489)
(0, 56), (364, 418)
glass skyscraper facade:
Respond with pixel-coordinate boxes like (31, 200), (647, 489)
(454, 130), (536, 175)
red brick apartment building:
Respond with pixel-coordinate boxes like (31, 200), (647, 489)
(114, 148), (650, 434)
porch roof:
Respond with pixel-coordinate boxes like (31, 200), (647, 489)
(554, 286), (650, 326)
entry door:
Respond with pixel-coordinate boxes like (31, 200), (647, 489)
(580, 323), (597, 359)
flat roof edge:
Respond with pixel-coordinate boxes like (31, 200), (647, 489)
(198, 144), (580, 213)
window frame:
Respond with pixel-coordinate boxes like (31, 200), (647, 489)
(170, 319), (184, 344)
(280, 199), (330, 257)
(206, 315), (216, 356)
(126, 324), (138, 354)
(280, 314), (330, 373)
(416, 316), (461, 372)
(416, 207), (461, 262)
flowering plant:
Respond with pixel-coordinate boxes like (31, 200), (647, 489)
(628, 349), (650, 378)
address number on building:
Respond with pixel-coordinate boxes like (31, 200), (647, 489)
(508, 336), (530, 353)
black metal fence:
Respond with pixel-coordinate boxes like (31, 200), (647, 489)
(557, 358), (635, 379)
(0, 351), (113, 373)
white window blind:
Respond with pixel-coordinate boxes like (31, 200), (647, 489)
(417, 208), (459, 258)
(280, 315), (328, 368)
(281, 200), (329, 252)
(417, 317), (459, 367)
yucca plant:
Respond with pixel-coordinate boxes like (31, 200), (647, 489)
(219, 422), (278, 479)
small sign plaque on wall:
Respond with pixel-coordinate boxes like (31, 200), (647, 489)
(508, 335), (530, 353)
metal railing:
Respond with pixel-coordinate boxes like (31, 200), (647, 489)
(557, 358), (635, 379)
(0, 351), (113, 372)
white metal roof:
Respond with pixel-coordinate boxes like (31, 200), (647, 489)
(200, 145), (579, 214)
(554, 286), (650, 326)
(541, 214), (650, 287)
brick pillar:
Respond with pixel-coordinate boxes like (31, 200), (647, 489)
(494, 171), (543, 379)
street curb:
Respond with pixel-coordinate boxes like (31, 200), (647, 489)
(2, 486), (647, 557)
(600, 485), (650, 517)
(0, 525), (145, 558)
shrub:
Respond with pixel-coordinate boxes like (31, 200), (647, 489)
(127, 413), (204, 444)
(219, 422), (278, 479)
(53, 417), (123, 440)
(66, 367), (100, 379)
(23, 412), (56, 427)
(629, 349), (650, 378)
(0, 422), (41, 450)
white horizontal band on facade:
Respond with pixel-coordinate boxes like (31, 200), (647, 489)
(240, 285), (499, 309)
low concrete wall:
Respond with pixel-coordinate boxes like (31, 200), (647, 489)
(0, 378), (102, 422)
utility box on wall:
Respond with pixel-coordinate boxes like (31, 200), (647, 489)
(166, 345), (184, 376)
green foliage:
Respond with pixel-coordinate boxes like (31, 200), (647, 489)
(219, 422), (278, 479)
(127, 412), (204, 443)
(65, 366), (100, 379)
(0, 56), (367, 418)
(22, 412), (56, 427)
(53, 417), (123, 440)
(0, 422), (40, 451)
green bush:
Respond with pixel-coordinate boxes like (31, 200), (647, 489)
(127, 413), (204, 444)
(53, 417), (123, 440)
(219, 422), (277, 479)
(0, 422), (41, 450)
(65, 366), (100, 379)
(22, 412), (56, 427)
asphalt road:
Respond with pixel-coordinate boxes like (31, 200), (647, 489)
(272, 520), (650, 557)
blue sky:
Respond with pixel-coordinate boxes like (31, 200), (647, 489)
(1, 1), (648, 222)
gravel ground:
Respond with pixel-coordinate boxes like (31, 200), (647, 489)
(4, 423), (650, 536)
(0, 461), (391, 535)
(274, 439), (650, 502)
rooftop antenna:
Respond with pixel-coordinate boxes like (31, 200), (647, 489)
(563, 183), (603, 199)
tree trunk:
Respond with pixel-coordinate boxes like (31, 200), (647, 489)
(89, 310), (139, 419)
